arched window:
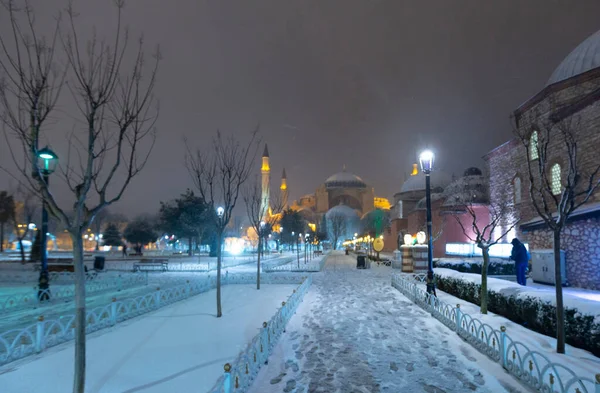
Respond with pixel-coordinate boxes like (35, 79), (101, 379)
(551, 163), (561, 195)
(530, 131), (539, 160)
(513, 177), (522, 203)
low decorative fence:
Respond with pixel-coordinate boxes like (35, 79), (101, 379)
(0, 270), (120, 284)
(392, 273), (600, 393)
(0, 272), (308, 367)
(0, 273), (149, 314)
(208, 275), (312, 393)
(263, 253), (329, 273)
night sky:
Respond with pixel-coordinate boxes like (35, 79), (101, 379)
(1, 0), (600, 217)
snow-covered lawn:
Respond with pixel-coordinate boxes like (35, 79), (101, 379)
(0, 284), (297, 393)
(249, 252), (525, 393)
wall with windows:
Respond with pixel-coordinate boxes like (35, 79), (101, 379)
(485, 71), (600, 290)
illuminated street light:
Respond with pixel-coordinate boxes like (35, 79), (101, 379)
(419, 149), (436, 296)
(216, 206), (224, 218)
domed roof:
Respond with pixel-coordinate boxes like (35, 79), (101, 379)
(399, 171), (452, 194)
(547, 29), (600, 85)
(325, 203), (360, 218)
(325, 169), (367, 189)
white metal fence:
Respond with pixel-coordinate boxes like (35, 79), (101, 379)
(392, 273), (600, 393)
(0, 272), (308, 367)
(263, 253), (329, 273)
(208, 275), (312, 393)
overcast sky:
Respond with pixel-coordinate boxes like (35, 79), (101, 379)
(1, 0), (600, 217)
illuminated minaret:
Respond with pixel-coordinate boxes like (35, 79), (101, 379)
(280, 168), (288, 208)
(261, 144), (270, 217)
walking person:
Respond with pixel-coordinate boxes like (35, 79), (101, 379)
(122, 243), (128, 258)
(510, 238), (529, 286)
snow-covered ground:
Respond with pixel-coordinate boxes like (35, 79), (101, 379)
(0, 284), (297, 393)
(436, 268), (600, 319)
(249, 252), (525, 393)
(431, 282), (600, 378)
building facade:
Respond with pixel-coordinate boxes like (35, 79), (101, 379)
(486, 28), (600, 290)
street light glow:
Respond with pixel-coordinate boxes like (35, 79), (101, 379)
(419, 150), (435, 173)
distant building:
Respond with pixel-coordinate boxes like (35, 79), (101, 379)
(486, 28), (600, 290)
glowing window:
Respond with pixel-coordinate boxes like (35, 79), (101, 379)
(513, 177), (522, 203)
(551, 164), (561, 195)
(530, 131), (539, 160)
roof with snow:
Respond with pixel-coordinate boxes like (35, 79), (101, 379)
(547, 28), (600, 85)
(325, 169), (367, 189)
(399, 171), (452, 194)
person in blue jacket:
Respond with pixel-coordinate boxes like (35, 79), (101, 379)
(510, 238), (529, 286)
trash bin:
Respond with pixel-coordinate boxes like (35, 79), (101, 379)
(94, 256), (105, 271)
(345, 249), (349, 255)
(357, 255), (366, 269)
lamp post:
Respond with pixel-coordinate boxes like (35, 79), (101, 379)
(419, 150), (436, 296)
(36, 146), (58, 301)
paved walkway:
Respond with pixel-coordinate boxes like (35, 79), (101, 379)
(249, 252), (523, 393)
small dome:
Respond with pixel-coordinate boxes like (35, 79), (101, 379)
(547, 29), (600, 85)
(399, 171), (452, 194)
(325, 203), (360, 219)
(463, 167), (482, 177)
(325, 170), (367, 189)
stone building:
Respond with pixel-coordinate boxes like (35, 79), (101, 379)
(485, 28), (600, 290)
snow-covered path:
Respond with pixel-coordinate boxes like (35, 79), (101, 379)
(249, 252), (524, 393)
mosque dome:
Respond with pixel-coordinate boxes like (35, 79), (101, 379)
(325, 203), (360, 219)
(325, 169), (367, 189)
(399, 171), (452, 194)
(547, 29), (600, 85)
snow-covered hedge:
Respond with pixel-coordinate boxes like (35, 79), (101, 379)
(434, 257), (516, 275)
(434, 268), (600, 357)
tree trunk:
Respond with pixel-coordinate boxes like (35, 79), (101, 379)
(216, 231), (223, 318)
(0, 223), (4, 252)
(19, 238), (25, 264)
(188, 237), (193, 256)
(553, 229), (565, 354)
(257, 236), (261, 290)
(71, 232), (87, 393)
(480, 247), (490, 314)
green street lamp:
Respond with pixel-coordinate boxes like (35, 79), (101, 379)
(36, 146), (58, 301)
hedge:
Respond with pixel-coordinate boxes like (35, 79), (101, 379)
(435, 274), (600, 357)
(434, 258), (516, 275)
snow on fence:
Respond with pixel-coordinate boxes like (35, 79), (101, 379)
(0, 270), (125, 284)
(0, 272), (308, 367)
(391, 273), (600, 393)
(263, 253), (329, 273)
(0, 273), (148, 314)
(208, 275), (312, 393)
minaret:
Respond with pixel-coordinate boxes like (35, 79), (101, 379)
(280, 168), (288, 208)
(261, 144), (270, 217)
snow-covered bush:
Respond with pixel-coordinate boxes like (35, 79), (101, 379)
(434, 257), (516, 275)
(435, 271), (600, 357)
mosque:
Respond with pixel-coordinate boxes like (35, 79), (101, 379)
(258, 145), (391, 244)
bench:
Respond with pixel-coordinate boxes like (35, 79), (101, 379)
(133, 259), (169, 272)
(313, 250), (323, 256)
(129, 253), (143, 257)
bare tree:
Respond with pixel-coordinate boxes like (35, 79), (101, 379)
(243, 178), (284, 289)
(0, 2), (159, 391)
(450, 176), (519, 314)
(327, 212), (347, 250)
(186, 130), (259, 317)
(10, 186), (37, 263)
(91, 208), (110, 251)
(514, 104), (600, 353)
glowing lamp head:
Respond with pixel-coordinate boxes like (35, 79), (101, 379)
(403, 234), (413, 246)
(36, 146), (58, 175)
(216, 206), (224, 218)
(419, 150), (434, 174)
(416, 231), (426, 245)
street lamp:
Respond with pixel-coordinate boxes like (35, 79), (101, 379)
(419, 149), (436, 296)
(216, 206), (224, 219)
(36, 146), (58, 301)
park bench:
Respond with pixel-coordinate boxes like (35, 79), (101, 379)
(133, 259), (169, 272)
(313, 250), (323, 256)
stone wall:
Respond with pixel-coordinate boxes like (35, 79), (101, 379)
(524, 216), (600, 290)
(485, 71), (600, 290)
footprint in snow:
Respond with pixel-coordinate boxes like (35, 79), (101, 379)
(270, 372), (286, 385)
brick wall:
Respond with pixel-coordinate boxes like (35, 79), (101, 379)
(486, 74), (600, 290)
